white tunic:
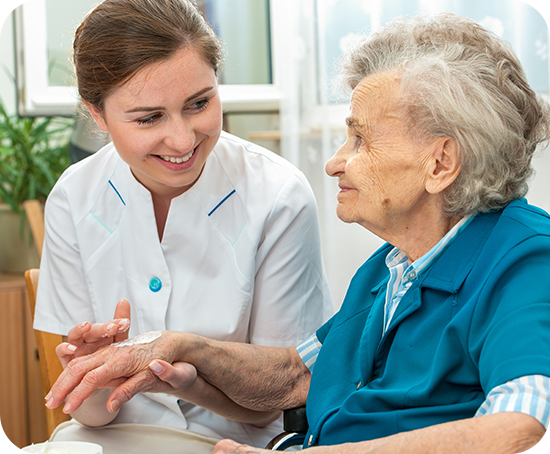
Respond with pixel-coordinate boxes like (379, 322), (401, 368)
(34, 131), (333, 447)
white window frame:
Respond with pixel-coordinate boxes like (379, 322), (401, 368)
(14, 0), (284, 116)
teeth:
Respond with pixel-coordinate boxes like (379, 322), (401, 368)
(159, 149), (195, 164)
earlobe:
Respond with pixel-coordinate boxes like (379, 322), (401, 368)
(82, 100), (109, 132)
(425, 137), (461, 194)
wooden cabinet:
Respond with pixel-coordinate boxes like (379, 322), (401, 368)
(0, 273), (48, 448)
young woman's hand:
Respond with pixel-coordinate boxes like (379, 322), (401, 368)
(55, 299), (131, 369)
(147, 360), (198, 394)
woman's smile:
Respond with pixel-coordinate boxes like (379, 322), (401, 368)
(86, 46), (223, 200)
(157, 149), (195, 164)
(153, 143), (199, 170)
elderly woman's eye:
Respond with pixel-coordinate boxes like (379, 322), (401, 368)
(355, 136), (366, 148)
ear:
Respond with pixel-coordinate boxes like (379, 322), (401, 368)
(425, 137), (461, 195)
(82, 100), (109, 132)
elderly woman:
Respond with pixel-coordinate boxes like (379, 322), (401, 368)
(46, 12), (550, 453)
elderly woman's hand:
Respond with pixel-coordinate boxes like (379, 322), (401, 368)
(211, 439), (271, 453)
(46, 329), (186, 414)
(55, 299), (131, 369)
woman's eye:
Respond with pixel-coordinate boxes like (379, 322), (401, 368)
(188, 99), (209, 112)
(137, 114), (162, 126)
(355, 136), (365, 148)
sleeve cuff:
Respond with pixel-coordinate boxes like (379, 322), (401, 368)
(475, 375), (550, 428)
(297, 334), (322, 372)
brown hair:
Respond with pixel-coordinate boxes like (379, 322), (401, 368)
(73, 0), (223, 110)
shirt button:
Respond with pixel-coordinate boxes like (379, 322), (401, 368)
(149, 277), (162, 292)
(408, 270), (417, 280)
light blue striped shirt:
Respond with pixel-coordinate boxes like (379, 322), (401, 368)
(297, 215), (550, 428)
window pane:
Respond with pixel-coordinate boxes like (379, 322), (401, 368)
(199, 0), (272, 84)
(44, 0), (272, 88)
(45, 0), (91, 87)
(317, 0), (549, 103)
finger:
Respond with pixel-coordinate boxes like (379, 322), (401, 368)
(212, 439), (239, 453)
(66, 322), (92, 347)
(212, 439), (263, 454)
(106, 369), (158, 413)
(60, 359), (128, 414)
(46, 347), (118, 410)
(82, 320), (123, 344)
(149, 360), (197, 389)
(113, 298), (131, 320)
(113, 299), (131, 343)
(55, 343), (78, 369)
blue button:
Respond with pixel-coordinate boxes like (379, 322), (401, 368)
(149, 277), (162, 292)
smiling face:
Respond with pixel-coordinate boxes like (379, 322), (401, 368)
(325, 71), (459, 253)
(86, 46), (223, 200)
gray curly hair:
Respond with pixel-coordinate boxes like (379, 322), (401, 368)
(337, 12), (550, 217)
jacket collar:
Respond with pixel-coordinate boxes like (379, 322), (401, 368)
(365, 209), (503, 356)
(419, 209), (501, 293)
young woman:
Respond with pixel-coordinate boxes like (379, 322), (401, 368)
(34, 0), (333, 449)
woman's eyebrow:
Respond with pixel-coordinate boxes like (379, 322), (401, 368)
(345, 116), (365, 131)
(125, 86), (215, 113)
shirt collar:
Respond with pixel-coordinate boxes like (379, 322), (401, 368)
(386, 213), (477, 286)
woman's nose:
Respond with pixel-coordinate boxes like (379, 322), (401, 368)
(325, 143), (347, 177)
(163, 118), (195, 152)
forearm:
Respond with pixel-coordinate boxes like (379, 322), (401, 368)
(47, 331), (311, 415)
(173, 373), (281, 427)
(304, 412), (545, 454)
(176, 334), (311, 411)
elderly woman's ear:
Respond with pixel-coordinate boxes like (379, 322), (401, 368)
(424, 136), (461, 195)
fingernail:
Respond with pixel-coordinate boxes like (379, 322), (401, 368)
(63, 402), (71, 413)
(106, 324), (115, 331)
(45, 391), (52, 400)
(117, 318), (131, 332)
(68, 344), (77, 352)
(79, 322), (88, 328)
(110, 399), (120, 413)
(46, 397), (54, 408)
(149, 361), (163, 373)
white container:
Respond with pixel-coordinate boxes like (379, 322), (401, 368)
(22, 441), (102, 454)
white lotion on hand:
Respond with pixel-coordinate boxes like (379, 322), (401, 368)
(113, 331), (163, 348)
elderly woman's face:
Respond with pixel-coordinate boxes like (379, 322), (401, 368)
(326, 72), (438, 239)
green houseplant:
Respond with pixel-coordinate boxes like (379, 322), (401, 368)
(0, 100), (73, 213)
(0, 98), (73, 271)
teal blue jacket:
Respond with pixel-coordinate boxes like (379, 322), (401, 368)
(305, 199), (550, 447)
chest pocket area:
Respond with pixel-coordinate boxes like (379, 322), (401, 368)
(76, 182), (126, 264)
(206, 189), (255, 284)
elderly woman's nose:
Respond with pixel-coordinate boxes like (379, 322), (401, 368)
(325, 146), (346, 177)
(163, 119), (196, 152)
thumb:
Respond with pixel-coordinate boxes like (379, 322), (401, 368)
(149, 360), (198, 389)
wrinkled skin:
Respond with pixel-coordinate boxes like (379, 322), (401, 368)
(54, 299), (131, 371)
(47, 330), (188, 414)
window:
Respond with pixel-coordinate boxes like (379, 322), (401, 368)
(15, 0), (281, 116)
(316, 0), (549, 104)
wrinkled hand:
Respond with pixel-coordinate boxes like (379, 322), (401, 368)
(55, 299), (131, 369)
(211, 439), (270, 454)
(46, 329), (185, 414)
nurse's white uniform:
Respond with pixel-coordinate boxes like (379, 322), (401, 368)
(34, 131), (333, 448)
